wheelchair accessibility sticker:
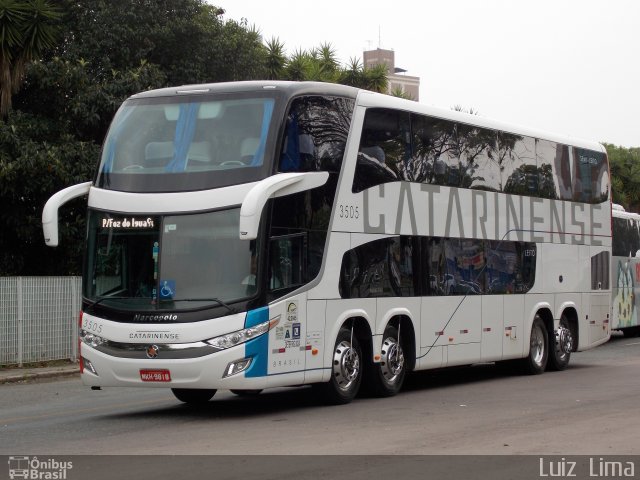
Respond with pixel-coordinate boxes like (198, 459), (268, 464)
(159, 280), (176, 299)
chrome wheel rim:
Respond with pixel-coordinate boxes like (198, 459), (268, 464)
(531, 323), (546, 367)
(380, 336), (404, 384)
(555, 325), (573, 360)
(332, 340), (360, 392)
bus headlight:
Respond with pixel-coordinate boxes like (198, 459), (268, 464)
(205, 316), (279, 350)
(80, 330), (108, 348)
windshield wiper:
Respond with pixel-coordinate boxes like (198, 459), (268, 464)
(172, 298), (238, 314)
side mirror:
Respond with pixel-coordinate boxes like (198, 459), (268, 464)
(239, 172), (329, 240)
(42, 181), (92, 247)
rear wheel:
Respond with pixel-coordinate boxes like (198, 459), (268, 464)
(171, 388), (216, 404)
(315, 327), (362, 405)
(365, 324), (406, 397)
(520, 316), (548, 374)
(547, 315), (573, 371)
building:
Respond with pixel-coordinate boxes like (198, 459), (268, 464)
(363, 48), (420, 101)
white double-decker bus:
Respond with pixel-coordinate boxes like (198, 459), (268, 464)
(611, 204), (640, 337)
(43, 81), (611, 404)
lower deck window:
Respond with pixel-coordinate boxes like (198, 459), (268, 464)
(339, 236), (536, 298)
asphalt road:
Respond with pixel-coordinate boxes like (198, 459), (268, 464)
(2, 334), (639, 456)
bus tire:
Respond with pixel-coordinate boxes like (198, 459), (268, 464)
(520, 316), (548, 375)
(365, 324), (406, 397)
(315, 327), (362, 405)
(622, 326), (640, 338)
(547, 315), (572, 371)
(171, 388), (216, 404)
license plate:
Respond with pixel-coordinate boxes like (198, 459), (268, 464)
(140, 369), (171, 382)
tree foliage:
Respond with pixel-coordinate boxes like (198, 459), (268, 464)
(0, 0), (61, 116)
(605, 143), (640, 212)
(0, 0), (268, 275)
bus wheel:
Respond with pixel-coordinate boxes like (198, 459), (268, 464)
(316, 327), (362, 405)
(521, 316), (548, 375)
(171, 388), (216, 404)
(230, 389), (263, 396)
(622, 326), (640, 338)
(366, 324), (406, 397)
(547, 315), (573, 371)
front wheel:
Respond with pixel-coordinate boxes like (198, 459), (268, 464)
(171, 388), (216, 404)
(547, 315), (573, 371)
(520, 316), (548, 375)
(365, 324), (406, 397)
(314, 327), (362, 405)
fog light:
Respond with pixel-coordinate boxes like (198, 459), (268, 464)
(223, 358), (252, 378)
(82, 357), (99, 376)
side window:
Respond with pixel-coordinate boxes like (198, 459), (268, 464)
(279, 96), (354, 173)
(486, 241), (534, 294)
(572, 148), (609, 203)
(410, 114), (437, 184)
(591, 251), (610, 290)
(423, 237), (448, 295)
(353, 109), (411, 193)
(536, 140), (571, 200)
(444, 238), (485, 294)
(517, 242), (537, 293)
(339, 237), (415, 298)
(457, 125), (499, 192)
(269, 175), (338, 295)
(612, 217), (640, 257)
(500, 133), (537, 196)
(411, 114), (458, 185)
(268, 234), (306, 291)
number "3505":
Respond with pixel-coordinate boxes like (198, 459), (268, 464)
(339, 205), (359, 219)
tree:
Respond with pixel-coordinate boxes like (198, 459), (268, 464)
(285, 48), (311, 81)
(605, 143), (640, 212)
(0, 0), (61, 116)
(264, 36), (286, 80)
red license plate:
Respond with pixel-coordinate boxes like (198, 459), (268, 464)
(140, 369), (171, 382)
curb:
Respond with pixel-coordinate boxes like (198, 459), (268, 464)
(0, 367), (79, 385)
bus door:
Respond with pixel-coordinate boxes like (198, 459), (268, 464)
(265, 234), (307, 384)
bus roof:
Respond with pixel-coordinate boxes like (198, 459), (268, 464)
(129, 80), (359, 101)
(129, 80), (605, 153)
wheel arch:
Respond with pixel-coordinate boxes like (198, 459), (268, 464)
(534, 307), (554, 352)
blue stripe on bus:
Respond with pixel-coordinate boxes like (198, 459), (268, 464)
(244, 307), (269, 378)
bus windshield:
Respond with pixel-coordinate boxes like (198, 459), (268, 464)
(96, 92), (282, 193)
(84, 208), (259, 311)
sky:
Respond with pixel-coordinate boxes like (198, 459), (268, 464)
(219, 0), (639, 148)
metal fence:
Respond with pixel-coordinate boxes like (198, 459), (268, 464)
(0, 277), (81, 366)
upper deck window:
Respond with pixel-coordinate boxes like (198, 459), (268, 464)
(96, 92), (283, 192)
(353, 108), (609, 204)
